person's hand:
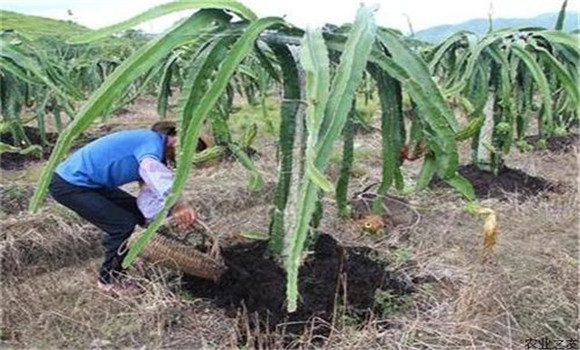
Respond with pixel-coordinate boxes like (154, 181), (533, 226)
(171, 203), (197, 231)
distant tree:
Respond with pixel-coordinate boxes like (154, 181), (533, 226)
(120, 29), (151, 43)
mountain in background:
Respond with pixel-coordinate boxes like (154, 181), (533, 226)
(0, 10), (90, 39)
(415, 12), (579, 43)
(1, 8), (578, 43)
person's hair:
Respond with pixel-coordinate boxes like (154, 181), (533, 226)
(151, 121), (177, 136)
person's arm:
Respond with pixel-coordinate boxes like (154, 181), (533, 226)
(138, 157), (197, 229)
(138, 157), (173, 198)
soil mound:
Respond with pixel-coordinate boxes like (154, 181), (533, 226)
(1, 126), (57, 170)
(433, 165), (563, 200)
(183, 234), (417, 339)
(524, 133), (578, 153)
(1, 127), (112, 170)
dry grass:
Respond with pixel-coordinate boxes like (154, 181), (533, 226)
(181, 163), (277, 224)
(316, 142), (579, 349)
(1, 97), (578, 349)
(1, 260), (238, 348)
(1, 206), (102, 281)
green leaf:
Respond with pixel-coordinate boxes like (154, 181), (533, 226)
(0, 39), (73, 99)
(192, 145), (225, 164)
(427, 31), (472, 75)
(267, 43), (300, 256)
(176, 28), (239, 147)
(30, 10), (229, 213)
(284, 27), (332, 313)
(533, 44), (579, 106)
(511, 44), (553, 137)
(336, 106), (354, 216)
(253, 42), (281, 83)
(464, 201), (479, 214)
(157, 54), (179, 118)
(0, 141), (42, 156)
(240, 230), (270, 240)
(306, 161), (333, 192)
(443, 29), (512, 95)
(555, 0), (568, 30)
(285, 5), (377, 313)
(466, 59), (490, 114)
(123, 16), (285, 269)
(70, 0), (257, 43)
(456, 114), (485, 141)
(367, 63), (403, 214)
(299, 28), (332, 193)
(376, 30), (460, 178)
(241, 122), (258, 149)
(0, 56), (42, 85)
(444, 173), (475, 201)
(415, 153), (437, 191)
(372, 56), (458, 178)
(229, 143), (265, 191)
(535, 30), (579, 50)
(300, 28), (330, 139)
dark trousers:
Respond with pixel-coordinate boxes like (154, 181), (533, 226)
(49, 173), (145, 283)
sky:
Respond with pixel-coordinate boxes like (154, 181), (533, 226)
(1, 0), (579, 34)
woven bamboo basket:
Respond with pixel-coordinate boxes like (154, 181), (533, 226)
(129, 230), (224, 282)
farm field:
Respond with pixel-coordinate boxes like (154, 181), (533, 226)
(1, 1), (579, 349)
(1, 95), (577, 348)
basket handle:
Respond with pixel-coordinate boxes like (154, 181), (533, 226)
(193, 219), (222, 261)
(121, 217), (222, 262)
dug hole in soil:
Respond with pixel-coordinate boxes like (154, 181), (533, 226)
(183, 234), (418, 340)
(432, 164), (563, 200)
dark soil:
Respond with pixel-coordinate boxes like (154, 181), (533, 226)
(433, 164), (563, 200)
(1, 127), (58, 170)
(524, 133), (578, 153)
(183, 234), (418, 342)
(0, 127), (97, 170)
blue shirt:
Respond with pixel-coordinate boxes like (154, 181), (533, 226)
(57, 129), (166, 189)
